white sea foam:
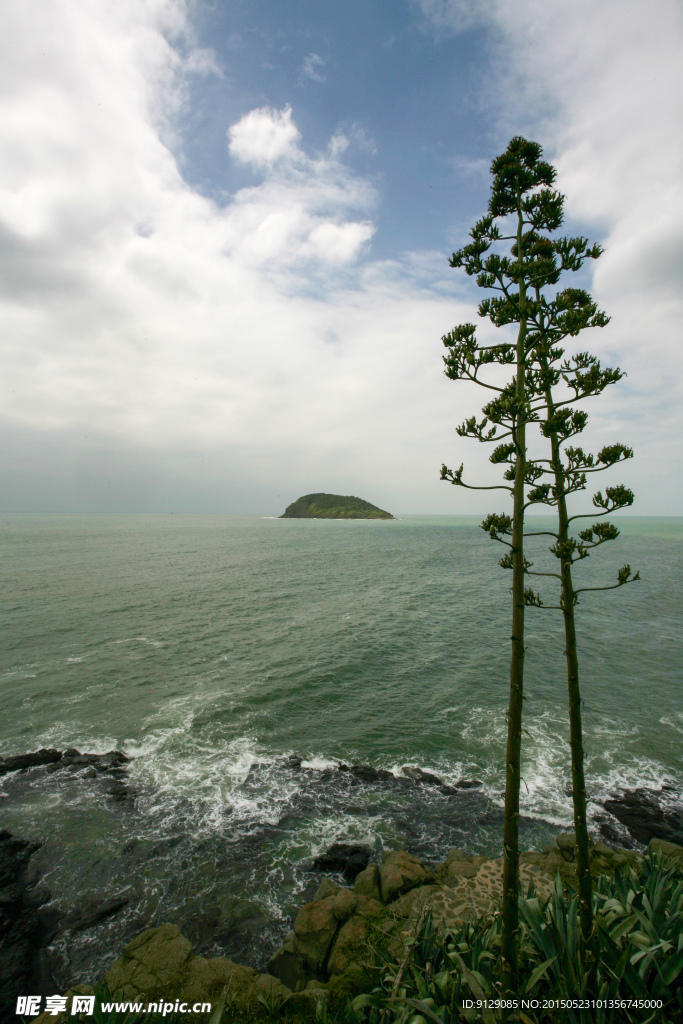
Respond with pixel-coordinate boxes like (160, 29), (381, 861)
(110, 637), (164, 648)
(659, 712), (683, 735)
(300, 756), (341, 770)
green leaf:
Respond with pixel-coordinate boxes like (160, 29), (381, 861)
(523, 954), (558, 993)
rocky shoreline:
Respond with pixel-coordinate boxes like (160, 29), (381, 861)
(1, 748), (682, 1020)
(20, 833), (683, 1023)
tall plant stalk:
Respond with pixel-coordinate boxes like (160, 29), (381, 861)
(525, 297), (639, 942)
(441, 139), (639, 1003)
(441, 138), (561, 1003)
(502, 195), (528, 1002)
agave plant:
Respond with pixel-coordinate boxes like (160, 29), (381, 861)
(348, 849), (682, 1024)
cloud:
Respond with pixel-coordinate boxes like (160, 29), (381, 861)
(0, 0), (465, 513)
(225, 106), (376, 267)
(300, 52), (326, 83)
(183, 46), (222, 77)
(0, 0), (680, 514)
(411, 0), (497, 35)
(416, 0), (683, 509)
(228, 105), (301, 167)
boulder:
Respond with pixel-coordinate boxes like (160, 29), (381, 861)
(379, 850), (432, 904)
(331, 888), (357, 922)
(32, 986), (94, 1024)
(0, 831), (62, 1023)
(547, 835), (638, 879)
(327, 915), (371, 977)
(589, 841), (616, 877)
(353, 863), (381, 901)
(0, 749), (62, 774)
(179, 956), (247, 1005)
(649, 838), (683, 866)
(602, 788), (683, 846)
(292, 896), (339, 972)
(440, 850), (485, 883)
(181, 959), (290, 1011)
(353, 895), (384, 920)
(556, 833), (577, 862)
(105, 923), (292, 1011)
(65, 893), (131, 932)
(327, 895), (384, 978)
(313, 878), (342, 902)
(612, 850), (642, 871)
(267, 934), (308, 993)
(312, 843), (372, 880)
(349, 765), (394, 783)
(401, 766), (442, 786)
(105, 923), (194, 1001)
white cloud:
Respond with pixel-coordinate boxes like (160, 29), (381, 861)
(228, 105), (301, 167)
(224, 106), (376, 268)
(0, 0), (680, 513)
(412, 0), (497, 34)
(0, 0), (465, 513)
(416, 0), (683, 511)
(300, 53), (326, 83)
(183, 46), (222, 77)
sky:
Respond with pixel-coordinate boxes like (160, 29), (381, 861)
(1, 0), (681, 515)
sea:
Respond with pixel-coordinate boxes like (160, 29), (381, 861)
(1, 513), (681, 988)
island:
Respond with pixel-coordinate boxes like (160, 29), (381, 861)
(280, 493), (394, 519)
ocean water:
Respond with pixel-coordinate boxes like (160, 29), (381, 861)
(1, 513), (681, 985)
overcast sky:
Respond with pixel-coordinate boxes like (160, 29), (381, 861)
(1, 0), (681, 514)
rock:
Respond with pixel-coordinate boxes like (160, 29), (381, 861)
(102, 779), (131, 801)
(0, 830), (62, 1022)
(267, 935), (308, 993)
(602, 788), (683, 846)
(105, 922), (293, 1011)
(180, 957), (289, 1011)
(327, 962), (375, 999)
(438, 850), (485, 883)
(401, 766), (442, 786)
(327, 915), (371, 977)
(1, 748), (135, 804)
(105, 923), (193, 1000)
(454, 779), (483, 789)
(173, 956), (241, 1005)
(0, 749), (62, 774)
(649, 838), (683, 866)
(65, 893), (132, 933)
(354, 894), (383, 918)
(327, 895), (384, 978)
(353, 863), (381, 901)
(59, 749), (129, 771)
(305, 979), (328, 990)
(538, 848), (567, 878)
(556, 833), (577, 862)
(32, 986), (95, 1024)
(345, 849), (372, 879)
(292, 897), (339, 972)
(349, 765), (394, 783)
(379, 850), (432, 904)
(312, 843), (372, 879)
(332, 889), (357, 922)
(313, 878), (342, 902)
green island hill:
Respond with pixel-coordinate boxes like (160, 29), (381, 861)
(280, 493), (394, 519)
